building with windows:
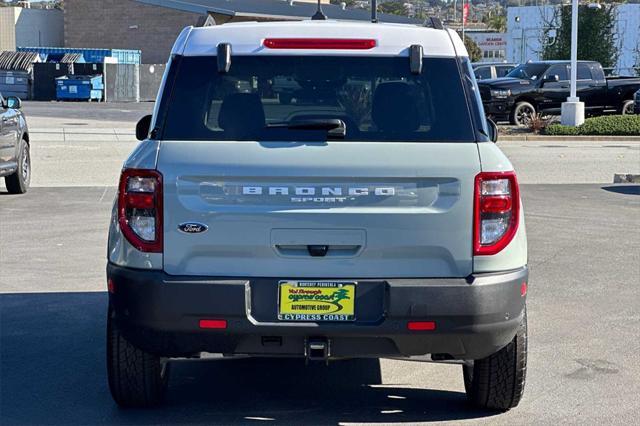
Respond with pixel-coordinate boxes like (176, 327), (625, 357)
(466, 31), (508, 63)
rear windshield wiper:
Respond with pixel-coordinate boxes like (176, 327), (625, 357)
(266, 119), (346, 138)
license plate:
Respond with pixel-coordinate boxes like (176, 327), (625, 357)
(278, 281), (356, 322)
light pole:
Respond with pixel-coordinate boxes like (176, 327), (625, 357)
(560, 0), (584, 126)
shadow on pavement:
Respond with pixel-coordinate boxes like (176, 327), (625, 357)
(601, 185), (640, 195)
(0, 292), (495, 425)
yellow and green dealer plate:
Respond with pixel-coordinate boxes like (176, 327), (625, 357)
(278, 281), (356, 321)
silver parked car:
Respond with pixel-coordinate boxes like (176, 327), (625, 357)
(107, 21), (529, 411)
(472, 62), (518, 80)
(0, 92), (30, 194)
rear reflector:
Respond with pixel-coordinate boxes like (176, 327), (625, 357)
(263, 38), (377, 50)
(199, 319), (227, 329)
(521, 281), (528, 297)
(107, 278), (115, 294)
(407, 321), (436, 331)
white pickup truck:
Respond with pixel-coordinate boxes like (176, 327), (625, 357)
(106, 18), (529, 411)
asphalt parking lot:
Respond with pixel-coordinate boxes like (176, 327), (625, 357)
(1, 102), (639, 425)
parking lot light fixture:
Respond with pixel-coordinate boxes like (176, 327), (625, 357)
(560, 0), (585, 126)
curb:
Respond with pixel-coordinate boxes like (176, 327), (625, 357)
(31, 128), (135, 136)
(499, 135), (640, 142)
(614, 174), (640, 183)
(29, 129), (640, 141)
(500, 135), (640, 142)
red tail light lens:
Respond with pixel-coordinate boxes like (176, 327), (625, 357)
(263, 38), (377, 50)
(117, 169), (163, 253)
(473, 171), (519, 256)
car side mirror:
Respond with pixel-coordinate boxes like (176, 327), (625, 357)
(486, 118), (498, 143)
(6, 96), (21, 110)
(136, 115), (152, 141)
(542, 74), (559, 85)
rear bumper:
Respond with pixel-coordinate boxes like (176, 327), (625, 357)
(107, 263), (528, 360)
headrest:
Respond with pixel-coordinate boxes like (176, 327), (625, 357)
(372, 82), (420, 133)
(218, 93), (265, 138)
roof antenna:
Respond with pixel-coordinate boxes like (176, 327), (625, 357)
(371, 0), (378, 23)
(311, 0), (327, 20)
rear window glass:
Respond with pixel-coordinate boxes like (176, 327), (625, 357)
(475, 67), (492, 80)
(159, 56), (475, 142)
(496, 65), (514, 77)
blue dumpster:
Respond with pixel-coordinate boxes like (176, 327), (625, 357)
(56, 75), (103, 101)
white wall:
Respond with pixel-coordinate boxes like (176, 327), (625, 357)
(15, 8), (64, 47)
(507, 5), (640, 75)
(0, 8), (17, 51)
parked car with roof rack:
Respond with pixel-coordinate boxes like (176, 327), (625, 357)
(0, 92), (30, 194)
(107, 18), (529, 412)
(478, 60), (640, 125)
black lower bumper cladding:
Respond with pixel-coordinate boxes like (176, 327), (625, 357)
(107, 263), (528, 360)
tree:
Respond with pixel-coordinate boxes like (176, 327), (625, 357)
(542, 4), (618, 69)
(378, 1), (408, 16)
(486, 15), (507, 33)
(463, 35), (482, 62)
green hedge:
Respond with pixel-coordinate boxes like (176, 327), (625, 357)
(545, 115), (640, 136)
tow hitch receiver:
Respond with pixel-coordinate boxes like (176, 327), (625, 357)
(305, 337), (330, 363)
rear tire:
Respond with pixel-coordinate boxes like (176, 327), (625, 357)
(107, 306), (170, 407)
(463, 309), (527, 411)
(510, 102), (535, 126)
(5, 139), (30, 194)
(621, 99), (634, 115)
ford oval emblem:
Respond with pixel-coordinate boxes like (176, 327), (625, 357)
(178, 222), (208, 234)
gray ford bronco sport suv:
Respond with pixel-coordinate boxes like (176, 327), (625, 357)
(107, 20), (528, 411)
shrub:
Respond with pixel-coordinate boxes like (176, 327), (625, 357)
(525, 112), (556, 133)
(545, 115), (640, 136)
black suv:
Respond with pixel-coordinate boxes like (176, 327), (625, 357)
(0, 93), (30, 194)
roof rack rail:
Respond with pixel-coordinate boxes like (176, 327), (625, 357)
(425, 17), (444, 30)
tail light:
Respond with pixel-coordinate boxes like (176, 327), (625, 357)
(473, 171), (519, 256)
(118, 169), (163, 253)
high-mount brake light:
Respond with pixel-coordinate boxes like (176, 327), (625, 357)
(473, 171), (520, 256)
(118, 169), (163, 253)
(263, 38), (377, 50)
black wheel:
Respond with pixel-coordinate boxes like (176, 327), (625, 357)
(510, 102), (535, 126)
(107, 306), (170, 407)
(621, 100), (634, 115)
(463, 309), (527, 411)
(5, 139), (31, 194)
